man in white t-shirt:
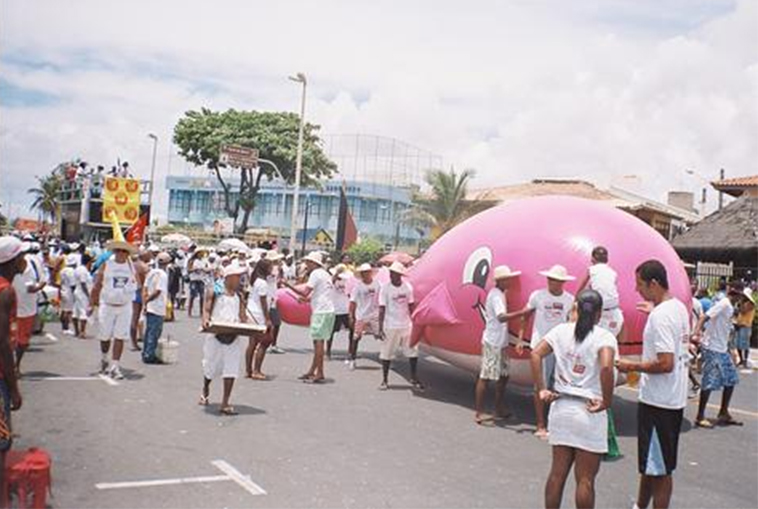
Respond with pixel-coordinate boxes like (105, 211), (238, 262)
(378, 262), (422, 391)
(284, 252), (335, 383)
(141, 253), (171, 364)
(692, 283), (743, 429)
(517, 264), (576, 438)
(475, 265), (529, 425)
(577, 246), (625, 341)
(617, 260), (690, 509)
(73, 253), (94, 339)
(327, 264), (353, 360)
(348, 263), (380, 370)
(59, 255), (78, 335)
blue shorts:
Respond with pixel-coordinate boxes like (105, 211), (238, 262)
(190, 280), (205, 299)
(701, 348), (739, 392)
(133, 290), (142, 305)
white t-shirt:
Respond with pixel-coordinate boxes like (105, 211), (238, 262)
(526, 289), (575, 348)
(545, 323), (617, 400)
(60, 267), (77, 293)
(481, 288), (508, 348)
(588, 264), (619, 310)
(247, 278), (269, 324)
(211, 292), (241, 323)
(331, 276), (350, 315)
(74, 265), (93, 298)
(266, 266), (279, 309)
(306, 268), (335, 314)
(13, 263), (38, 318)
(282, 263), (296, 281)
(379, 281), (415, 330)
(350, 280), (380, 322)
(702, 297), (734, 353)
(639, 298), (690, 409)
(189, 257), (207, 282)
(144, 268), (169, 316)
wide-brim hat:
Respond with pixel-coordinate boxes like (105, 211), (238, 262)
(357, 263), (373, 273)
(156, 253), (172, 264)
(302, 252), (324, 267)
(538, 264), (576, 282)
(389, 261), (407, 276)
(105, 240), (138, 254)
(493, 265), (521, 280)
(266, 250), (284, 261)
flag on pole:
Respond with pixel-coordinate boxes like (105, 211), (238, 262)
(126, 213), (148, 244)
(335, 183), (358, 251)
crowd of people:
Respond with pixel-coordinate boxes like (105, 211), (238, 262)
(0, 231), (754, 508)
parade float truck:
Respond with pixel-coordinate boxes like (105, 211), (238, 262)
(57, 175), (151, 243)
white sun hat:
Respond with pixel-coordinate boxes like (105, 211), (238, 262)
(538, 264), (576, 282)
(357, 263), (373, 273)
(389, 261), (407, 275)
(493, 265), (521, 280)
(0, 236), (23, 264)
(66, 254), (79, 266)
(302, 251), (325, 267)
(743, 288), (755, 305)
(266, 250), (284, 261)
(223, 262), (248, 278)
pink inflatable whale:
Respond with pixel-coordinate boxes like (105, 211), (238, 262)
(277, 196), (691, 385)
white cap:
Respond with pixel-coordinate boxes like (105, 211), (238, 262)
(538, 264), (576, 282)
(357, 263), (373, 273)
(389, 261), (407, 275)
(223, 262), (248, 278)
(744, 288), (755, 305)
(493, 265), (521, 280)
(0, 237), (23, 264)
(66, 254), (79, 266)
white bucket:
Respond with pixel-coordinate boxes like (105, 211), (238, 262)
(157, 338), (180, 364)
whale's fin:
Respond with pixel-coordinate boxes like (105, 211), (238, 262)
(412, 282), (462, 326)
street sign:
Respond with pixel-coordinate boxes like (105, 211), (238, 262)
(219, 145), (259, 170)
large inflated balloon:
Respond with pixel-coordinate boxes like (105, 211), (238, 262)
(409, 196), (691, 384)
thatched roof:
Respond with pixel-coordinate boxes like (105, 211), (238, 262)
(672, 196), (758, 265)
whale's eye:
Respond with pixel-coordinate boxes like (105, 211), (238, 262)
(462, 247), (492, 289)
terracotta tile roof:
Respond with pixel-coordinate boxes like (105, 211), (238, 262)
(711, 175), (758, 188)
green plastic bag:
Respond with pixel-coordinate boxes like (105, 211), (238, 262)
(605, 407), (622, 460)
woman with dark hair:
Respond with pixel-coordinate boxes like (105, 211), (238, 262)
(245, 258), (274, 380)
(531, 290), (617, 509)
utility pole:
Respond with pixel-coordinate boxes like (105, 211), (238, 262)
(718, 168), (725, 210)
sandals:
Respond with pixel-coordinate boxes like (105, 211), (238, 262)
(378, 381), (389, 391)
(717, 415), (743, 427)
(198, 395), (209, 406)
(695, 418), (714, 429)
(411, 379), (426, 391)
(220, 406), (238, 416)
(298, 373), (313, 381)
(250, 373), (268, 381)
(475, 414), (494, 426)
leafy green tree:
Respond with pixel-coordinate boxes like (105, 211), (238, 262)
(173, 108), (337, 233)
(28, 173), (63, 223)
(345, 238), (385, 265)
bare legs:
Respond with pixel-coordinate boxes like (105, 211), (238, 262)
(545, 446), (601, 509)
(637, 474), (673, 509)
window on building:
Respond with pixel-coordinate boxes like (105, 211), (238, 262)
(380, 201), (391, 223)
(360, 199), (377, 222)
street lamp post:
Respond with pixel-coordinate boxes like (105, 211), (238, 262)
(288, 72), (307, 253)
(301, 195), (312, 257)
(147, 133), (158, 221)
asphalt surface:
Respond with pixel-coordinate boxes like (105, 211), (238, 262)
(12, 315), (758, 509)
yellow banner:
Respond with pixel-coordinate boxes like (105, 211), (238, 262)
(102, 177), (141, 224)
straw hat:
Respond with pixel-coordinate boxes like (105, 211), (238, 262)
(105, 240), (138, 254)
(357, 263), (373, 273)
(389, 261), (407, 276)
(302, 252), (325, 267)
(266, 250), (284, 261)
(493, 265), (521, 280)
(538, 264), (576, 282)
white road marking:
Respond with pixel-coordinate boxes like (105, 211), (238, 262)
(98, 374), (120, 386)
(211, 459), (267, 496)
(44, 333), (59, 342)
(96, 475), (230, 490)
(28, 376), (101, 382)
(619, 385), (758, 418)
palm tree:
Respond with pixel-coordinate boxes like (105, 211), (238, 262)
(411, 167), (487, 239)
(28, 173), (62, 223)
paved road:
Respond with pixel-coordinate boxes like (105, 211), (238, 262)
(12, 315), (758, 508)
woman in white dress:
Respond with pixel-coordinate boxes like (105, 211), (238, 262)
(531, 290), (616, 509)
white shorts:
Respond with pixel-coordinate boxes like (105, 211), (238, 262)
(380, 327), (418, 361)
(354, 318), (380, 338)
(98, 304), (132, 341)
(73, 292), (89, 320)
(202, 336), (242, 380)
(548, 397), (608, 454)
(599, 308), (624, 337)
(60, 289), (75, 312)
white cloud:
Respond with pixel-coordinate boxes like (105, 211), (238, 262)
(0, 0), (756, 219)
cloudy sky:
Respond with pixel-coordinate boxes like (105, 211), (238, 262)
(1, 0), (756, 220)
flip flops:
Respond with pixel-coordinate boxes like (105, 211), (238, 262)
(695, 418), (714, 429)
(717, 415), (743, 427)
(219, 406), (238, 416)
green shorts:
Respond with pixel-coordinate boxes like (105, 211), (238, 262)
(310, 312), (336, 341)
